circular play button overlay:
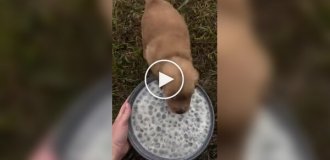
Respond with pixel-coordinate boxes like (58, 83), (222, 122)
(144, 59), (184, 100)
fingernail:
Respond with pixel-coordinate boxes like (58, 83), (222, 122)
(125, 102), (131, 109)
(125, 104), (129, 112)
(121, 103), (127, 112)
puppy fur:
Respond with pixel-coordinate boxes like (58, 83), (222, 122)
(142, 0), (199, 114)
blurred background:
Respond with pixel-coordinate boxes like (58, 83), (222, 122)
(1, 0), (329, 159)
(0, 0), (112, 159)
(252, 0), (330, 159)
(219, 0), (329, 159)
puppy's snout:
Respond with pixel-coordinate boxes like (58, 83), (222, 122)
(175, 108), (186, 114)
(171, 105), (190, 114)
(166, 97), (191, 114)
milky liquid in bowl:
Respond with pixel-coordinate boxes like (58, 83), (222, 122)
(129, 80), (213, 159)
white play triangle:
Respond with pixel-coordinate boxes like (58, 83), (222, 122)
(158, 72), (174, 88)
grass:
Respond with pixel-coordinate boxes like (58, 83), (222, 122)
(112, 0), (217, 159)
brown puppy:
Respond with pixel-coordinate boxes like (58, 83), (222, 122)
(142, 0), (199, 114)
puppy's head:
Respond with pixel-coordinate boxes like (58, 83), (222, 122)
(159, 58), (199, 114)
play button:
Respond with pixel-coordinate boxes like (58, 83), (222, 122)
(158, 72), (174, 88)
(144, 59), (184, 100)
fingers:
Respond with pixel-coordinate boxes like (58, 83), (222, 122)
(29, 140), (56, 160)
(114, 99), (131, 125)
(120, 102), (131, 124)
(116, 99), (129, 121)
(112, 98), (132, 160)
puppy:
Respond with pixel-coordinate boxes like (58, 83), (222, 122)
(142, 0), (199, 114)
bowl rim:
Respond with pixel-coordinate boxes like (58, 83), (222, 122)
(54, 75), (112, 159)
(128, 78), (215, 160)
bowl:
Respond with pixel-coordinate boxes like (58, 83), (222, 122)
(128, 79), (214, 160)
(54, 76), (113, 160)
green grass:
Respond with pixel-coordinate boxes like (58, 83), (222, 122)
(113, 0), (217, 159)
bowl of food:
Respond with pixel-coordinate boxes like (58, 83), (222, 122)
(54, 76), (113, 160)
(128, 79), (214, 160)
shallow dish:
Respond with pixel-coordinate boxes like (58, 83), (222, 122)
(128, 79), (214, 160)
(55, 76), (113, 160)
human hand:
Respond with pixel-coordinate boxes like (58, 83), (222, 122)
(30, 100), (132, 160)
(112, 99), (132, 160)
(29, 134), (57, 160)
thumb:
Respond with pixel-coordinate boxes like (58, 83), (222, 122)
(119, 102), (131, 124)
